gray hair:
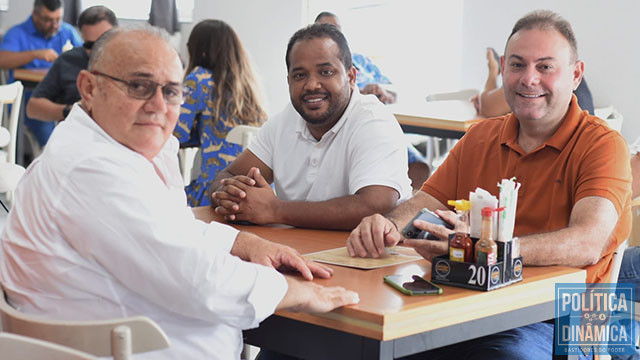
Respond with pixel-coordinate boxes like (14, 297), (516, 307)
(88, 24), (173, 71)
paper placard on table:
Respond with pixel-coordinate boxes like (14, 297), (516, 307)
(304, 246), (422, 270)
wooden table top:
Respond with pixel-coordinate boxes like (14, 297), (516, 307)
(390, 100), (481, 133)
(13, 68), (48, 83)
(192, 206), (586, 341)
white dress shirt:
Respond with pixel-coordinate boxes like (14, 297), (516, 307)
(249, 89), (412, 203)
(0, 105), (288, 359)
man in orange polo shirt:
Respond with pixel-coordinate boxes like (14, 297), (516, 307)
(346, 10), (631, 360)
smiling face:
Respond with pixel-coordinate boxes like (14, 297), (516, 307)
(78, 31), (183, 161)
(287, 37), (356, 134)
(502, 28), (583, 126)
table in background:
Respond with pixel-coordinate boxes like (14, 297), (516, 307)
(11, 68), (48, 166)
(390, 100), (480, 139)
(192, 207), (586, 360)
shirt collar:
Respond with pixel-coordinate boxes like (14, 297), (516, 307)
(295, 87), (359, 142)
(500, 94), (582, 152)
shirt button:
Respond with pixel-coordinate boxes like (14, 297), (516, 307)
(311, 158), (318, 167)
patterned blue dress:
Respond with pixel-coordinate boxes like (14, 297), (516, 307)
(173, 66), (243, 206)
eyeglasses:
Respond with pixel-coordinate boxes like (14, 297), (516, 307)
(35, 11), (62, 25)
(90, 71), (185, 105)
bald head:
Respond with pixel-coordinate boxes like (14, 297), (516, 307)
(77, 24), (184, 161)
(88, 25), (177, 71)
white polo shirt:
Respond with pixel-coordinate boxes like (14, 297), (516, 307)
(249, 89), (412, 202)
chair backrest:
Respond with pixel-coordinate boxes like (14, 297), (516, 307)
(609, 239), (628, 284)
(0, 81), (24, 165)
(425, 88), (479, 102)
(0, 285), (170, 360)
(226, 125), (260, 149)
(0, 332), (99, 360)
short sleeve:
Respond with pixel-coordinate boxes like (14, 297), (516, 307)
(347, 115), (411, 200)
(0, 27), (24, 52)
(575, 131), (631, 216)
(247, 111), (280, 169)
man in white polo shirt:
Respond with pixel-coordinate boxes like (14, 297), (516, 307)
(210, 23), (412, 230)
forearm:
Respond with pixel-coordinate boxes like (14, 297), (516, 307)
(386, 191), (447, 230)
(26, 97), (66, 121)
(274, 192), (397, 230)
(483, 73), (499, 92)
(0, 50), (38, 69)
(520, 228), (609, 267)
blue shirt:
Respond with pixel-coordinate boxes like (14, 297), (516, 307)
(352, 53), (391, 90)
(173, 66), (250, 207)
(0, 16), (82, 70)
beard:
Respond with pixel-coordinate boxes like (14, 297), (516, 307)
(292, 86), (351, 127)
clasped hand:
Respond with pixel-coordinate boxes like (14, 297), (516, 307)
(212, 167), (279, 224)
(347, 210), (457, 261)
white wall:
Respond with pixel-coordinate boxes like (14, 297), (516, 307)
(461, 0), (640, 143)
(0, 1), (32, 34)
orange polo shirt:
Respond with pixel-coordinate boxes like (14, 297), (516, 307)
(422, 95), (631, 283)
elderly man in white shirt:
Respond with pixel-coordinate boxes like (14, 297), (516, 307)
(211, 23), (412, 230)
(0, 25), (358, 360)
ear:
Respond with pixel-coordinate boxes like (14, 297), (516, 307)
(76, 69), (97, 112)
(348, 65), (357, 89)
(572, 60), (585, 91)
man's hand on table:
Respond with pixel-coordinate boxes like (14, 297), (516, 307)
(213, 167), (281, 224)
(279, 276), (360, 313)
(347, 210), (456, 261)
(232, 231), (333, 281)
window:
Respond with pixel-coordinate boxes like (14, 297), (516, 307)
(81, 0), (193, 23)
(0, 0), (8, 12)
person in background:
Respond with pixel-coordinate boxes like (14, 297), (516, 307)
(174, 19), (267, 207)
(0, 24), (358, 360)
(472, 46), (594, 117)
(349, 10), (630, 359)
(209, 23), (412, 230)
(0, 0), (82, 148)
(314, 11), (430, 190)
(26, 5), (117, 123)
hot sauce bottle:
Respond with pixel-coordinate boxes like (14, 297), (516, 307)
(475, 207), (500, 266)
(447, 200), (473, 263)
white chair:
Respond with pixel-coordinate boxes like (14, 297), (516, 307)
(1, 285), (171, 360)
(425, 88), (479, 102)
(0, 81), (24, 165)
(595, 105), (623, 133)
(227, 125), (260, 149)
(0, 332), (99, 360)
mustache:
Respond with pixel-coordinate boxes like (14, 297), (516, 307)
(302, 91), (329, 98)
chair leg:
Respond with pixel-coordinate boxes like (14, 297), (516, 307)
(112, 325), (132, 360)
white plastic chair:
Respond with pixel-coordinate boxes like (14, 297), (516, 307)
(0, 81), (24, 165)
(0, 333), (99, 360)
(226, 125), (260, 149)
(425, 88), (479, 102)
(595, 105), (623, 132)
(1, 285), (171, 360)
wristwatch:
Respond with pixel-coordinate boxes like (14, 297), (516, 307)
(62, 104), (72, 119)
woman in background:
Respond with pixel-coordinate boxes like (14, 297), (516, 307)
(175, 19), (266, 206)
